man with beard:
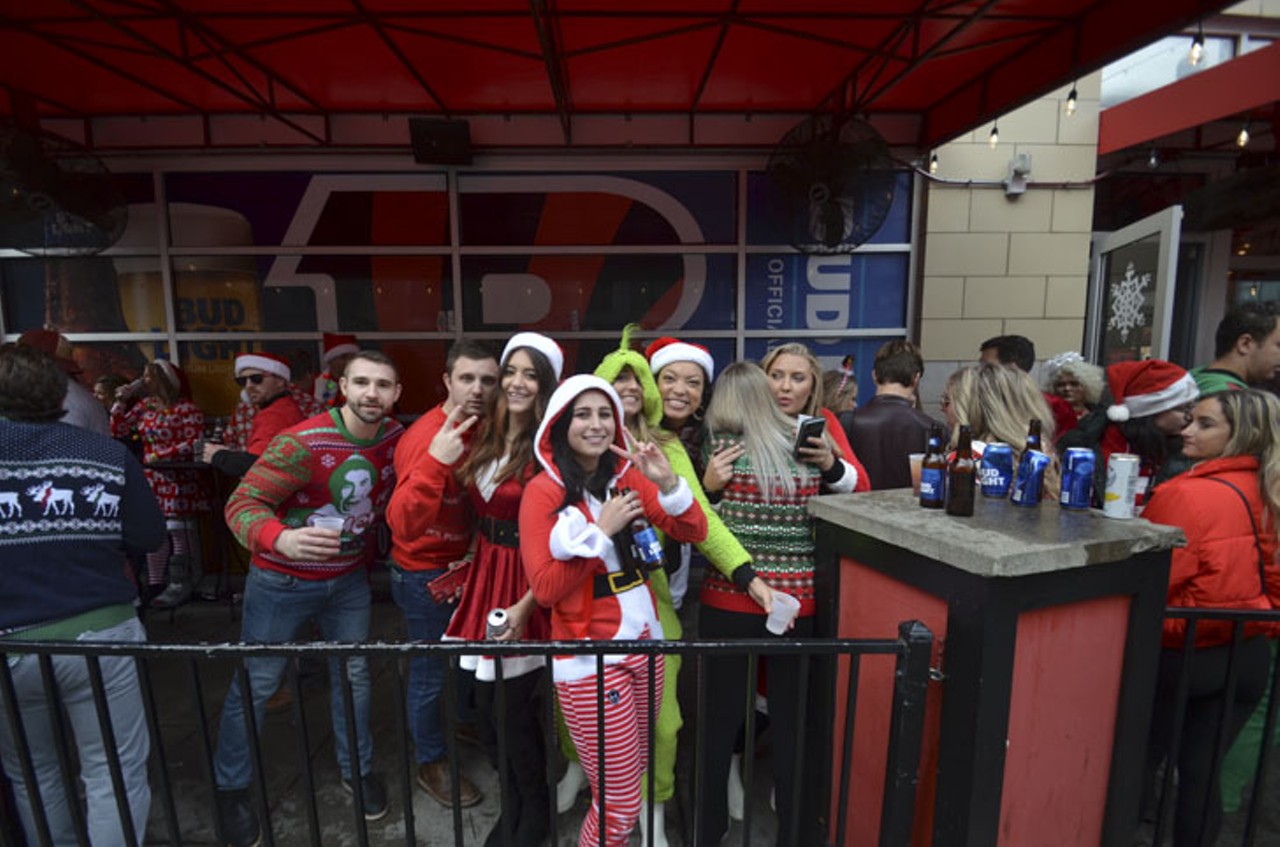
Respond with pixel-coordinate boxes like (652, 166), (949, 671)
(385, 339), (498, 808)
(213, 350), (404, 847)
(205, 352), (319, 476)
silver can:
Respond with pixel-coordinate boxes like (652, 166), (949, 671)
(485, 608), (510, 640)
(1103, 453), (1140, 519)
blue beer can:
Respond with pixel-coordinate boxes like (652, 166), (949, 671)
(1059, 447), (1095, 509)
(632, 525), (665, 569)
(1010, 449), (1051, 507)
(978, 442), (1015, 498)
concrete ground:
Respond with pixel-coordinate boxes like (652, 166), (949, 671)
(132, 569), (781, 847)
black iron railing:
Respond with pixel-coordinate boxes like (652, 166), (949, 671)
(1152, 607), (1280, 847)
(0, 622), (932, 847)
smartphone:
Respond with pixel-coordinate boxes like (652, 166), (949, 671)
(793, 415), (826, 458)
(427, 560), (471, 604)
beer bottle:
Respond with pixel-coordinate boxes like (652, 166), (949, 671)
(945, 425), (976, 517)
(1025, 418), (1042, 453)
(919, 426), (946, 509)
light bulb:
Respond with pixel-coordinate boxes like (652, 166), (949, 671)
(1237, 123), (1250, 147)
(1065, 85), (1078, 116)
(929, 152), (939, 174)
(988, 123), (999, 149)
(1189, 32), (1204, 66)
(1147, 148), (1159, 169)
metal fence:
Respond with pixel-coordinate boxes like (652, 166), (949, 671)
(1147, 607), (1280, 847)
(0, 621), (932, 847)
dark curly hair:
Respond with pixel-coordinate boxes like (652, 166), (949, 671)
(0, 345), (68, 423)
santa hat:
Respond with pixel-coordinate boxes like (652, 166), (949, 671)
(322, 333), (359, 366)
(646, 337), (715, 381)
(18, 329), (81, 374)
(152, 359), (192, 398)
(502, 332), (564, 380)
(1105, 360), (1198, 422)
(235, 352), (291, 381)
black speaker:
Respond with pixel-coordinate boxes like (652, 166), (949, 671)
(409, 117), (472, 165)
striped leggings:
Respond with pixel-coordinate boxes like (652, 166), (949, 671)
(557, 651), (665, 847)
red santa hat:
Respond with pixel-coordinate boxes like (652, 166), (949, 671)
(235, 352), (291, 381)
(1105, 360), (1198, 422)
(501, 332), (564, 379)
(322, 333), (359, 366)
(645, 337), (715, 381)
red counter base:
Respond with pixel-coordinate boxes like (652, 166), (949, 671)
(819, 531), (1170, 847)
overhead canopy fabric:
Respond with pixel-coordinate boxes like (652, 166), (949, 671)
(0, 0), (1233, 152)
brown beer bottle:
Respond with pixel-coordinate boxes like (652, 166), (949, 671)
(945, 424), (976, 517)
(1025, 418), (1042, 453)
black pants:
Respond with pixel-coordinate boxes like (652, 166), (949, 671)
(1145, 636), (1270, 847)
(475, 668), (551, 847)
(695, 606), (816, 847)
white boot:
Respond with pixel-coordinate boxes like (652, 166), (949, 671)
(727, 752), (745, 821)
(639, 800), (669, 847)
(557, 760), (586, 814)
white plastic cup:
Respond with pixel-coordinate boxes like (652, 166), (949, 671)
(311, 515), (345, 533)
(766, 591), (802, 635)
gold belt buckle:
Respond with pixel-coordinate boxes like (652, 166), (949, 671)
(607, 570), (643, 594)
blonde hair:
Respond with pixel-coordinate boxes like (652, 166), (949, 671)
(761, 342), (825, 416)
(948, 363), (1061, 494)
(705, 362), (815, 501)
(1213, 389), (1280, 526)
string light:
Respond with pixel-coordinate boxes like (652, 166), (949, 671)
(988, 122), (999, 149)
(1065, 83), (1078, 116)
(1237, 120), (1250, 148)
(1147, 148), (1160, 169)
(929, 152), (939, 174)
(1189, 23), (1204, 66)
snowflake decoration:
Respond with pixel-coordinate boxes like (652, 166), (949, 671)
(320, 453), (338, 468)
(296, 493), (310, 504)
(1108, 262), (1150, 342)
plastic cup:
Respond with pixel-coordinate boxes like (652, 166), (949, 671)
(766, 591), (801, 635)
(311, 515), (345, 533)
(908, 453), (925, 496)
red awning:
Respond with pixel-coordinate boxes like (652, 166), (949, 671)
(0, 0), (1234, 152)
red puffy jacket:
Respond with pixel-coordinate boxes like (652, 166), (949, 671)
(1142, 455), (1279, 647)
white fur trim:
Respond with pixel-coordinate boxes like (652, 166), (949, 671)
(235, 353), (290, 380)
(503, 331), (564, 379)
(321, 343), (358, 365)
(549, 507), (611, 561)
(1107, 404), (1131, 422)
(649, 341), (715, 381)
(1116, 372), (1197, 420)
(656, 477), (694, 516)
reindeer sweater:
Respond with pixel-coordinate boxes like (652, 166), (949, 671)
(0, 418), (166, 637)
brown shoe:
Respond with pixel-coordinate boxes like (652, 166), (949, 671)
(417, 760), (482, 808)
(264, 685), (295, 714)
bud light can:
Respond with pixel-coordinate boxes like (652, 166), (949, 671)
(978, 443), (1015, 498)
(1059, 447), (1095, 509)
(1103, 453), (1140, 519)
(632, 524), (664, 570)
(1010, 449), (1051, 507)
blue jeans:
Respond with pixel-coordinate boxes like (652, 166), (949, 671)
(213, 566), (372, 789)
(388, 564), (455, 764)
(0, 616), (151, 846)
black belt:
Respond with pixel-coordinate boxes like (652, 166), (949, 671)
(593, 568), (649, 598)
(478, 516), (520, 548)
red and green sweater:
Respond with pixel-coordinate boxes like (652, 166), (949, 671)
(225, 409), (403, 579)
(698, 434), (822, 618)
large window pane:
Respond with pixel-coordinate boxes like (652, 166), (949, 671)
(744, 253), (908, 331)
(1, 256), (166, 334)
(746, 170), (912, 246)
(461, 253), (736, 333)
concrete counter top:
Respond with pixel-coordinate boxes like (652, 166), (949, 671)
(809, 488), (1185, 578)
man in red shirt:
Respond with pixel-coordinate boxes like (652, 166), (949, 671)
(385, 339), (499, 808)
(204, 352), (316, 475)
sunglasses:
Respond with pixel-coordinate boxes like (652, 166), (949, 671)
(234, 373), (268, 387)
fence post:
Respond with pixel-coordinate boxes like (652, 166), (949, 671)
(879, 620), (932, 847)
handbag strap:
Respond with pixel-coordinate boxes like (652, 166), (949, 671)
(1205, 476), (1268, 593)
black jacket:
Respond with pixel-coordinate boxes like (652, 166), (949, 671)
(845, 394), (938, 491)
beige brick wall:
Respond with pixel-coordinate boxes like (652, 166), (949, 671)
(918, 73), (1099, 404)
